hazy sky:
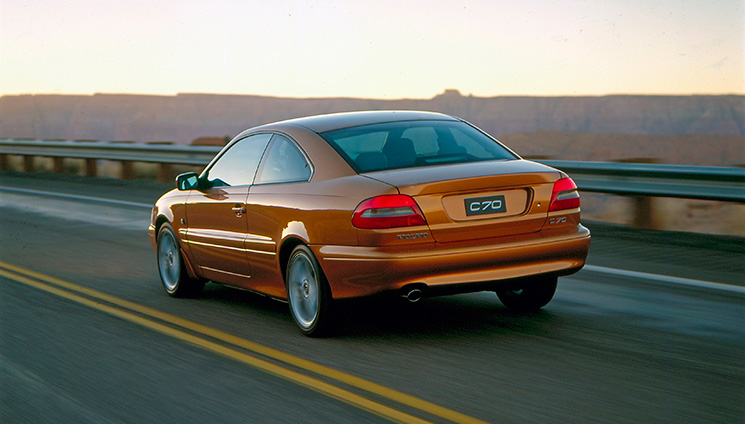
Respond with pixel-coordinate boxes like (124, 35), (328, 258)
(1, 0), (743, 98)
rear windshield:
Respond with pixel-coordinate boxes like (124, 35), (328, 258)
(319, 120), (518, 173)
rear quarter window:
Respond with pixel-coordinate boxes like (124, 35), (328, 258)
(255, 134), (311, 184)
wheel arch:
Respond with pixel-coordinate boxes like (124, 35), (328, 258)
(279, 237), (306, 284)
(278, 236), (335, 295)
(154, 214), (169, 236)
(155, 217), (201, 281)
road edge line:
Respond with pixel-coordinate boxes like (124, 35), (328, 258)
(0, 186), (152, 209)
(582, 264), (745, 294)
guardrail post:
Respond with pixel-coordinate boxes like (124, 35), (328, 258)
(85, 159), (97, 177)
(23, 155), (34, 172)
(109, 141), (136, 179)
(616, 158), (659, 230)
(0, 153), (7, 170)
(53, 157), (64, 173)
(121, 161), (134, 179)
(158, 163), (173, 183)
(146, 142), (176, 183)
(631, 197), (657, 229)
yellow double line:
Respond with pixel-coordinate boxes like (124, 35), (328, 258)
(0, 260), (489, 424)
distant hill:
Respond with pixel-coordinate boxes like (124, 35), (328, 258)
(1, 91), (743, 150)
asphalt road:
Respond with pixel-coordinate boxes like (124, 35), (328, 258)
(1, 172), (743, 424)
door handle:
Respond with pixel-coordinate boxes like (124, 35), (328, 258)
(232, 205), (246, 216)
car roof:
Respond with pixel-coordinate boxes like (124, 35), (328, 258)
(262, 110), (459, 133)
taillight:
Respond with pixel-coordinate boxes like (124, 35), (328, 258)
(549, 177), (580, 211)
(352, 195), (427, 229)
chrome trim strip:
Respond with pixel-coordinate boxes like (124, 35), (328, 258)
(200, 266), (251, 279)
(245, 249), (276, 256)
(183, 239), (247, 252)
(322, 258), (386, 262)
(188, 228), (247, 243)
(245, 234), (276, 246)
(183, 239), (276, 256)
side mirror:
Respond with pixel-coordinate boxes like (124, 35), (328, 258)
(176, 172), (200, 191)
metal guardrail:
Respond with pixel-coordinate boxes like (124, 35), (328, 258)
(538, 160), (745, 203)
(0, 139), (221, 180)
(1, 139), (744, 204)
(0, 139), (220, 165)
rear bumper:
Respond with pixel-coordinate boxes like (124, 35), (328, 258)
(312, 225), (591, 299)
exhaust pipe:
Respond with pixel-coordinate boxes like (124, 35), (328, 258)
(404, 288), (423, 303)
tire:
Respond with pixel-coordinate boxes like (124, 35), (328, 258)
(156, 223), (205, 298)
(285, 245), (336, 337)
(496, 276), (557, 312)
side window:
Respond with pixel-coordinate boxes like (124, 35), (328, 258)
(205, 133), (272, 186)
(255, 134), (311, 184)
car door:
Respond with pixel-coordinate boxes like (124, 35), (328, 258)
(184, 133), (272, 286)
(243, 134), (313, 297)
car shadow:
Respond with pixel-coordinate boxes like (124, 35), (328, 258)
(335, 292), (560, 341)
(193, 283), (560, 340)
(195, 283), (291, 325)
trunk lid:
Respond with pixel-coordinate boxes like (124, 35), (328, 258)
(363, 160), (561, 242)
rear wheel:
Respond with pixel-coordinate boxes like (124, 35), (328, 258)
(157, 223), (205, 298)
(286, 245), (336, 337)
(496, 276), (557, 312)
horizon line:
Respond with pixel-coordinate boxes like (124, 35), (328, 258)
(2, 89), (744, 100)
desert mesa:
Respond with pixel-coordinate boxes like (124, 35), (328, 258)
(1, 90), (743, 166)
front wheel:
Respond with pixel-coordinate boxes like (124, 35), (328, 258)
(286, 245), (336, 337)
(157, 223), (205, 298)
(496, 276), (557, 312)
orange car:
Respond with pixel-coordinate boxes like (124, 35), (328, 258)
(149, 111), (590, 335)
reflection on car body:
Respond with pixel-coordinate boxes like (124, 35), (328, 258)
(149, 110), (590, 336)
